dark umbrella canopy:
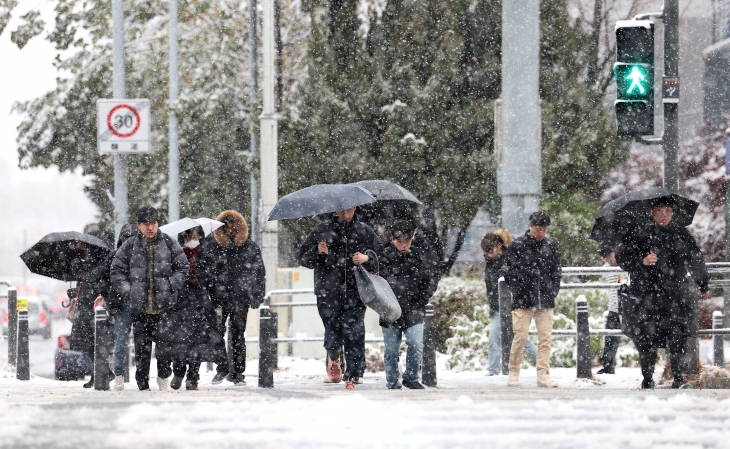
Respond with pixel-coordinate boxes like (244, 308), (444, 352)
(356, 180), (421, 204)
(590, 187), (699, 246)
(268, 184), (377, 221)
(20, 232), (111, 281)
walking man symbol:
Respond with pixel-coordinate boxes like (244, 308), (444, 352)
(626, 66), (646, 94)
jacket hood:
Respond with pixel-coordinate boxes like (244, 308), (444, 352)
(117, 223), (139, 249)
(213, 210), (249, 247)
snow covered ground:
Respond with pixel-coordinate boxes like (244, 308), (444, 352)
(1, 355), (730, 448)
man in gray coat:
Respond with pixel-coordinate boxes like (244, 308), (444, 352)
(110, 206), (189, 391)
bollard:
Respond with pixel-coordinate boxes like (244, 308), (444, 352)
(7, 287), (17, 368)
(16, 309), (29, 381)
(422, 304), (437, 387)
(498, 278), (513, 375)
(575, 295), (591, 378)
(258, 306), (275, 388)
(94, 308), (113, 390)
(271, 311), (279, 370)
(713, 311), (725, 367)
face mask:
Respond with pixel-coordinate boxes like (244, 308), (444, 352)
(184, 239), (200, 249)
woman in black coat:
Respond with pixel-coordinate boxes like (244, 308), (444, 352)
(167, 226), (223, 390)
(616, 198), (710, 389)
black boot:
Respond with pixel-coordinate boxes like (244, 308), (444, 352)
(83, 376), (94, 388)
(641, 378), (655, 390)
(671, 375), (684, 389)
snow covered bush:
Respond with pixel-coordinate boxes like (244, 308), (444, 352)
(430, 277), (487, 352)
(444, 305), (491, 371)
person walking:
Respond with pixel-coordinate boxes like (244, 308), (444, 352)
(482, 230), (537, 376)
(379, 220), (439, 390)
(297, 207), (383, 390)
(94, 223), (138, 391)
(167, 226), (223, 390)
(70, 241), (114, 388)
(595, 242), (626, 375)
(616, 197), (709, 389)
(110, 206), (189, 391)
(502, 212), (561, 388)
(198, 210), (265, 387)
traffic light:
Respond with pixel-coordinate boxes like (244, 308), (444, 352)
(614, 20), (654, 136)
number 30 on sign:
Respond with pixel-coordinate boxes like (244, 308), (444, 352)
(97, 99), (151, 154)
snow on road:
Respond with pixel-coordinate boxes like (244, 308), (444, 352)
(0, 359), (729, 448)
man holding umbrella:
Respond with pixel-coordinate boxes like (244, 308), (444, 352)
(616, 196), (710, 389)
(297, 206), (383, 390)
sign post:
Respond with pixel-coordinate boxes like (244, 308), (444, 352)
(97, 99), (151, 154)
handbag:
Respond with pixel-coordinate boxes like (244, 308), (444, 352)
(353, 251), (402, 324)
(66, 283), (81, 324)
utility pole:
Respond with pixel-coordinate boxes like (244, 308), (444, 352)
(250, 0), (260, 244)
(498, 0), (542, 237)
(260, 0), (279, 293)
(168, 0), (180, 221)
(663, 0), (679, 193)
(112, 0), (128, 239)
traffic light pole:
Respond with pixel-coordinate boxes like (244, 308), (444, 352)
(663, 0), (679, 193)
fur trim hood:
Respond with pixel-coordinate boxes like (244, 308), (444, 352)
(213, 210), (249, 247)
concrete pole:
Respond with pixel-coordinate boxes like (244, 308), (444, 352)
(260, 0), (278, 293)
(250, 0), (261, 244)
(663, 0), (679, 193)
(168, 0), (180, 221)
(112, 0), (128, 239)
(498, 0), (542, 237)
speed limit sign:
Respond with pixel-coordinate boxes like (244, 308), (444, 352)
(97, 99), (151, 154)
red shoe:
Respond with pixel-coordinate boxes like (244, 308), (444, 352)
(327, 357), (343, 383)
(345, 379), (357, 390)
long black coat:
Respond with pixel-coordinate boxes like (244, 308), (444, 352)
(69, 251), (113, 358)
(501, 231), (562, 310)
(198, 211), (265, 311)
(616, 221), (709, 343)
(297, 215), (383, 300)
(165, 282), (224, 363)
(484, 256), (502, 313)
(379, 241), (439, 329)
(109, 231), (189, 315)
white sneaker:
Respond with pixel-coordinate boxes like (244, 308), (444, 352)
(157, 376), (170, 391)
(114, 375), (125, 391)
(507, 372), (519, 387)
(537, 370), (558, 388)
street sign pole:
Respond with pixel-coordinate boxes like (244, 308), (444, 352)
(250, 0), (261, 245)
(112, 0), (128, 240)
(168, 0), (180, 222)
(663, 0), (679, 193)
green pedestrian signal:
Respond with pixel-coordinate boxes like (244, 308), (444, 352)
(614, 20), (654, 136)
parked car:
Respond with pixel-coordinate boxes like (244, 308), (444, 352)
(54, 334), (93, 381)
(2, 295), (52, 340)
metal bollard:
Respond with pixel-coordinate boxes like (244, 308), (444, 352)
(271, 311), (279, 370)
(576, 295), (591, 378)
(713, 311), (725, 367)
(94, 308), (113, 390)
(7, 288), (17, 368)
(258, 306), (275, 388)
(498, 278), (513, 375)
(422, 304), (437, 387)
(16, 310), (29, 381)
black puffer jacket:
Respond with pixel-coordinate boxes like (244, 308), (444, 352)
(616, 221), (709, 342)
(297, 215), (383, 299)
(109, 230), (189, 315)
(501, 231), (561, 310)
(379, 241), (439, 329)
(198, 210), (266, 311)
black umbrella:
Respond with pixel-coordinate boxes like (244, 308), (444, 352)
(590, 187), (699, 245)
(268, 184), (377, 221)
(356, 180), (421, 204)
(20, 232), (111, 281)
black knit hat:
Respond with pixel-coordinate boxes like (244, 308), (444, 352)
(135, 206), (159, 223)
(648, 196), (675, 208)
(528, 211), (551, 227)
(598, 241), (615, 258)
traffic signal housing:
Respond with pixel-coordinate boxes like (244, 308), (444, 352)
(614, 20), (654, 136)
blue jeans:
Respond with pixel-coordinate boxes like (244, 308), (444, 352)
(382, 324), (423, 389)
(488, 312), (537, 374)
(113, 303), (132, 376)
